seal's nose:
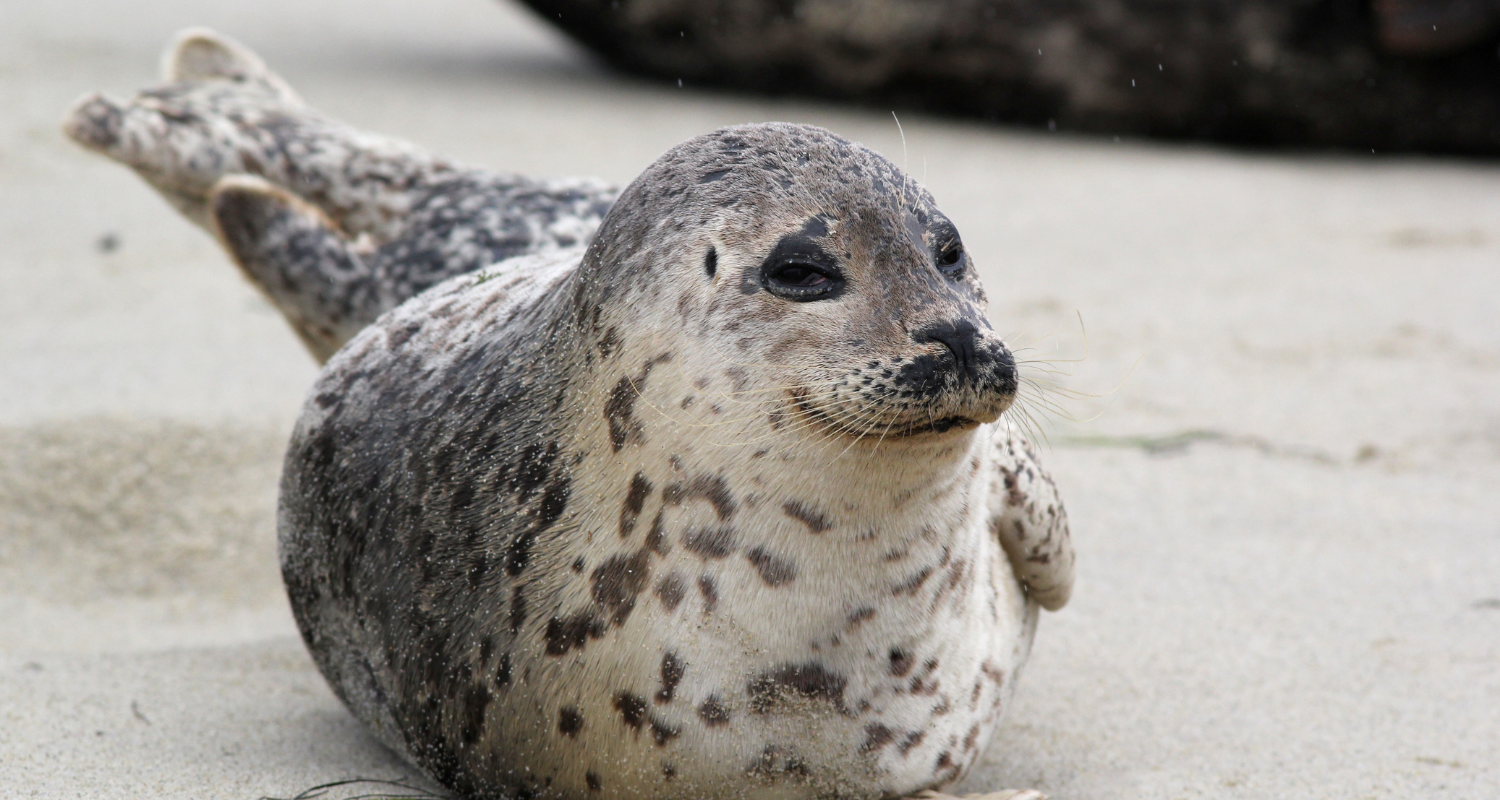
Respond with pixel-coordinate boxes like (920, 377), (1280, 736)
(907, 319), (1018, 406)
(913, 320), (982, 381)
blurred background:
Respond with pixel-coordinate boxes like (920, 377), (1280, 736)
(0, 0), (1497, 798)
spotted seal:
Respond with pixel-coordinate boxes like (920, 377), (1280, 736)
(64, 30), (1074, 800)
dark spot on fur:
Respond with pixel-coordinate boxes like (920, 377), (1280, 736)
(598, 327), (621, 360)
(846, 607), (876, 628)
(644, 509), (670, 555)
(505, 472), (571, 576)
(889, 648), (914, 677)
(615, 691), (649, 730)
(496, 652), (512, 688)
(460, 683), (492, 745)
(698, 575), (719, 612)
(650, 718), (680, 745)
(613, 689), (679, 743)
(585, 772), (602, 792)
(860, 723), (896, 753)
(745, 547), (797, 586)
(655, 571), (687, 611)
(782, 500), (832, 533)
(749, 744), (811, 780)
(572, 557), (586, 574)
(897, 730), (925, 756)
(619, 472), (653, 538)
(1000, 466), (1026, 508)
(963, 723), (982, 752)
(545, 612), (605, 656)
(909, 658), (941, 695)
(663, 474), (737, 520)
(892, 565), (935, 595)
(748, 662), (848, 714)
(682, 525), (737, 559)
(388, 320), (422, 349)
(981, 660), (1005, 686)
(698, 695), (731, 726)
(509, 586), (528, 634)
(605, 377), (642, 451)
(591, 550), (652, 626)
(605, 361), (664, 451)
(509, 442), (561, 500)
(704, 247), (718, 278)
(662, 762), (678, 780)
(657, 652), (686, 704)
(558, 706), (584, 737)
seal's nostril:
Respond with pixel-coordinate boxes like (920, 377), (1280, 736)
(913, 320), (981, 379)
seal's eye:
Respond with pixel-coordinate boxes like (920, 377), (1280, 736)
(936, 242), (965, 276)
(758, 231), (844, 302)
(767, 262), (836, 297)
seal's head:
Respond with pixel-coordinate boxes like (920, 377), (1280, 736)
(578, 122), (1016, 443)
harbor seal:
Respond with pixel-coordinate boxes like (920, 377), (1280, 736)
(64, 30), (1074, 800)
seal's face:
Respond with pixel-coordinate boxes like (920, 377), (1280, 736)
(585, 122), (1018, 443)
(727, 201), (1018, 440)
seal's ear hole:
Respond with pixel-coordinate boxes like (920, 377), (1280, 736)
(704, 247), (718, 279)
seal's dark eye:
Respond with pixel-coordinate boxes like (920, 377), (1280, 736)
(937, 243), (965, 275)
(772, 264), (826, 287)
(766, 261), (839, 300)
(758, 230), (844, 302)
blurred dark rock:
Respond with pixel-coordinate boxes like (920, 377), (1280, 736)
(515, 0), (1500, 153)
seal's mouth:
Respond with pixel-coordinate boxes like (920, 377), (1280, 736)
(879, 415), (983, 438)
(789, 389), (986, 441)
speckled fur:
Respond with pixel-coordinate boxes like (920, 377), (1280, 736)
(65, 31), (1074, 800)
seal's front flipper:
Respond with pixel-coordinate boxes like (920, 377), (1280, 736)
(211, 175), (386, 363)
(987, 423), (1074, 612)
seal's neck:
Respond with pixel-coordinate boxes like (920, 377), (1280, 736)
(775, 429), (983, 505)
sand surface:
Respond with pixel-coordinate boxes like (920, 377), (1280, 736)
(2, 0), (1497, 797)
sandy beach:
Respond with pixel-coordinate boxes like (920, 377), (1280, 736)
(2, 0), (1497, 797)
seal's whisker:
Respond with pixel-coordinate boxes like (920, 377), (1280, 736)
(1014, 360), (1079, 378)
(867, 408), (902, 455)
(1018, 376), (1096, 403)
(827, 404), (890, 459)
(1003, 403), (1049, 449)
(848, 404), (901, 457)
(1016, 380), (1074, 418)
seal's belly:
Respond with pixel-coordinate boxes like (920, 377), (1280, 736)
(496, 527), (1035, 800)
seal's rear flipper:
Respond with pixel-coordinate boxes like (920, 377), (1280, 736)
(162, 27), (301, 104)
(62, 28), (453, 243)
(211, 176), (386, 363)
